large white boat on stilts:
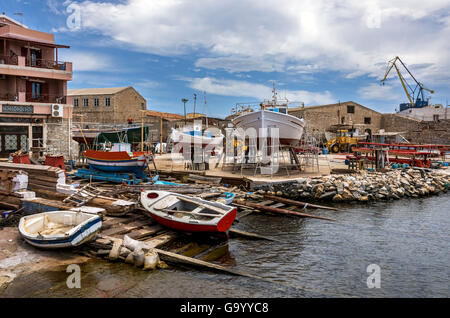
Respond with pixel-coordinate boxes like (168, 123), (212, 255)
(231, 85), (306, 147)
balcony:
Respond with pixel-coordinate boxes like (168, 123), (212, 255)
(26, 94), (67, 104)
(0, 55), (72, 80)
(0, 93), (17, 101)
(0, 54), (18, 65)
(0, 93), (67, 104)
(26, 58), (68, 71)
(0, 54), (68, 70)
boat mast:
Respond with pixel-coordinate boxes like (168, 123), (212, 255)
(204, 91), (208, 128)
(272, 81), (277, 106)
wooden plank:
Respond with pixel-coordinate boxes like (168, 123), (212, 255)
(143, 232), (178, 248)
(258, 200), (274, 206)
(28, 182), (56, 191)
(236, 210), (254, 220)
(126, 224), (164, 239)
(101, 215), (146, 229)
(263, 194), (339, 211)
(269, 202), (286, 209)
(196, 243), (229, 262)
(228, 228), (282, 242)
(101, 222), (145, 237)
(234, 199), (336, 222)
(154, 248), (264, 279)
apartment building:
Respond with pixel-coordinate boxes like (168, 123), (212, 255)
(0, 14), (74, 158)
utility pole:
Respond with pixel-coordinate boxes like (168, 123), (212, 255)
(203, 91), (208, 128)
(181, 98), (188, 125)
(193, 93), (197, 117)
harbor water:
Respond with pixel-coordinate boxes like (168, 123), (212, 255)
(1, 194), (449, 298)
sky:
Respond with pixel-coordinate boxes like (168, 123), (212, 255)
(1, 0), (449, 118)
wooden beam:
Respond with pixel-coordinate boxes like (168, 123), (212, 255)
(228, 228), (282, 242)
(154, 248), (265, 279)
(263, 194), (339, 211)
(234, 199), (336, 222)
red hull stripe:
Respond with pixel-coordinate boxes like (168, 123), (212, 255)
(83, 150), (148, 160)
(146, 208), (237, 233)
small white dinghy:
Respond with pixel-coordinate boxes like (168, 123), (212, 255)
(140, 191), (237, 233)
(18, 211), (102, 249)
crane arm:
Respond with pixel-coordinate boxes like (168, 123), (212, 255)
(381, 56), (415, 107)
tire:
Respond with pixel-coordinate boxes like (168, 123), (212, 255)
(339, 143), (349, 153)
(331, 144), (340, 153)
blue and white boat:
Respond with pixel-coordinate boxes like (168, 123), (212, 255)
(18, 211), (102, 249)
(217, 192), (236, 205)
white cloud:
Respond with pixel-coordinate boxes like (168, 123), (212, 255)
(195, 56), (284, 73)
(358, 83), (403, 101)
(70, 0), (450, 85)
(184, 77), (334, 105)
(58, 51), (113, 72)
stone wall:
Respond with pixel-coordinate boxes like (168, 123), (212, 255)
(115, 87), (146, 124)
(46, 117), (78, 160)
(72, 87), (146, 124)
(289, 101), (383, 134)
(72, 94), (115, 123)
(381, 114), (450, 144)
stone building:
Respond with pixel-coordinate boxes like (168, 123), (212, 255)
(381, 114), (450, 145)
(0, 14), (75, 159)
(144, 110), (184, 144)
(288, 101), (383, 135)
(68, 86), (147, 124)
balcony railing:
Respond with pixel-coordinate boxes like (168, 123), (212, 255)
(26, 94), (67, 104)
(26, 58), (67, 70)
(0, 55), (18, 65)
(0, 54), (67, 70)
(0, 93), (18, 101)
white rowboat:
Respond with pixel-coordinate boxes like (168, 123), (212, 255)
(18, 211), (102, 249)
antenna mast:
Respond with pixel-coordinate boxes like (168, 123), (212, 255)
(203, 91), (208, 128)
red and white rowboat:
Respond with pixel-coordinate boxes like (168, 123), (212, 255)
(140, 190), (237, 233)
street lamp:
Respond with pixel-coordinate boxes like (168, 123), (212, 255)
(181, 98), (188, 125)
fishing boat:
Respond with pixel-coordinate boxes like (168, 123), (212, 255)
(83, 143), (151, 179)
(231, 85), (306, 147)
(170, 123), (224, 152)
(140, 190), (237, 232)
(18, 211), (102, 249)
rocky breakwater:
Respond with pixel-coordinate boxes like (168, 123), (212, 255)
(254, 169), (450, 203)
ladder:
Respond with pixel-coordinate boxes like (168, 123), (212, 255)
(63, 185), (104, 207)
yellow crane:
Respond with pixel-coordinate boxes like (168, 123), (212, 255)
(381, 56), (434, 110)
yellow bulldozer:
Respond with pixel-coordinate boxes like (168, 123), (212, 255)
(326, 129), (359, 153)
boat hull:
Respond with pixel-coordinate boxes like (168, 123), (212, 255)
(18, 211), (102, 249)
(83, 149), (149, 176)
(140, 191), (236, 233)
(232, 110), (305, 146)
(170, 129), (224, 151)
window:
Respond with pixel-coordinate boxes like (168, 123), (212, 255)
(433, 114), (439, 121)
(364, 117), (371, 124)
(94, 98), (99, 107)
(73, 99), (78, 107)
(347, 105), (355, 114)
(31, 82), (41, 98)
(83, 98), (89, 107)
(341, 116), (345, 124)
(141, 102), (145, 110)
(105, 97), (111, 107)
